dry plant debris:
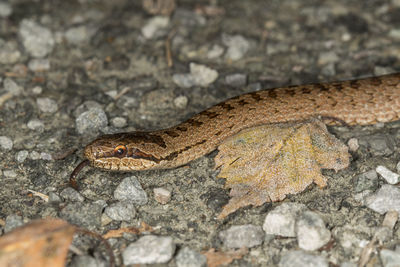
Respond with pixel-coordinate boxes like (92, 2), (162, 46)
(203, 247), (248, 267)
(215, 119), (350, 219)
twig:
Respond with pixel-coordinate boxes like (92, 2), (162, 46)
(165, 27), (178, 67)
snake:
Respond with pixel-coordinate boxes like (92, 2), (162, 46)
(70, 73), (400, 186)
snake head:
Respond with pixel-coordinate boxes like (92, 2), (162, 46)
(83, 132), (164, 171)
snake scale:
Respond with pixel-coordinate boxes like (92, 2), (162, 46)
(70, 73), (400, 183)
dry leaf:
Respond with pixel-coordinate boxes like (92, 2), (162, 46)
(203, 247), (248, 267)
(0, 218), (76, 267)
(102, 222), (153, 239)
(215, 119), (350, 219)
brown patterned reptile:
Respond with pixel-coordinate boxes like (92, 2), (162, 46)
(70, 73), (400, 185)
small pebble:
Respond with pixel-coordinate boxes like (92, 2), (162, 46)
(28, 58), (50, 72)
(70, 255), (106, 267)
(174, 95), (188, 109)
(122, 235), (175, 264)
(27, 119), (44, 131)
(222, 34), (250, 61)
(0, 41), (21, 64)
(225, 73), (247, 87)
(16, 150), (29, 163)
(296, 211), (331, 251)
(29, 151), (40, 160)
(59, 202), (103, 230)
(141, 16), (169, 39)
(279, 251), (328, 267)
(3, 169), (17, 178)
(173, 63), (218, 88)
(154, 187), (171, 204)
(219, 224), (264, 248)
(114, 176), (148, 205)
(60, 187), (85, 202)
(365, 184), (400, 216)
(317, 51), (339, 65)
(65, 25), (93, 44)
(104, 201), (136, 221)
(40, 152), (53, 161)
(0, 136), (13, 150)
(4, 78), (22, 96)
(111, 117), (127, 128)
(380, 249), (400, 267)
(19, 19), (54, 58)
(32, 86), (43, 95)
(0, 1), (12, 17)
(75, 107), (108, 134)
(48, 192), (62, 203)
(263, 202), (307, 237)
(4, 215), (24, 233)
(376, 165), (400, 184)
(36, 97), (58, 113)
(207, 44), (224, 59)
(175, 247), (207, 267)
(347, 138), (359, 152)
(354, 170), (378, 192)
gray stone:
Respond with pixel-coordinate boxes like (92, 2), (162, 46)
(48, 192), (62, 203)
(365, 184), (400, 216)
(36, 97), (58, 113)
(75, 107), (108, 134)
(111, 117), (127, 128)
(40, 152), (53, 161)
(4, 214), (23, 233)
(174, 95), (188, 109)
(19, 19), (54, 58)
(222, 34), (250, 61)
(0, 2), (12, 17)
(65, 25), (94, 44)
(263, 203), (307, 237)
(59, 202), (103, 230)
(0, 41), (20, 64)
(279, 251), (328, 267)
(219, 224), (264, 248)
(380, 249), (400, 267)
(176, 247), (207, 267)
(0, 136), (13, 151)
(3, 170), (17, 178)
(28, 58), (50, 72)
(16, 150), (29, 163)
(318, 51), (339, 65)
(70, 255), (106, 267)
(141, 16), (169, 39)
(4, 78), (22, 95)
(354, 170), (378, 192)
(362, 135), (394, 156)
(207, 44), (224, 59)
(29, 151), (40, 160)
(60, 187), (85, 202)
(27, 119), (44, 131)
(173, 63), (218, 88)
(225, 73), (247, 87)
(296, 211), (331, 251)
(122, 235), (175, 264)
(104, 201), (136, 221)
(114, 176), (148, 205)
(376, 165), (400, 184)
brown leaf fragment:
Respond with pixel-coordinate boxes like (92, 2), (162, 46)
(0, 218), (76, 267)
(102, 222), (154, 239)
(203, 247), (248, 267)
(215, 119), (350, 219)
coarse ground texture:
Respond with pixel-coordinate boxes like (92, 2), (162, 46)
(1, 0), (400, 266)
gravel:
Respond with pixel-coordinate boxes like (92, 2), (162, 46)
(365, 184), (400, 216)
(75, 107), (108, 134)
(36, 97), (58, 113)
(104, 201), (136, 221)
(19, 19), (54, 58)
(113, 176), (148, 205)
(219, 224), (264, 248)
(296, 211), (331, 251)
(279, 251), (328, 267)
(175, 247), (207, 267)
(376, 165), (400, 184)
(0, 136), (13, 151)
(4, 214), (24, 233)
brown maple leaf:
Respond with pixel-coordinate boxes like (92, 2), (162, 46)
(215, 119), (350, 219)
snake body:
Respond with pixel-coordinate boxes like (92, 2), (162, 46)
(78, 73), (400, 174)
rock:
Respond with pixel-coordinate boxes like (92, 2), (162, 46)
(104, 201), (136, 221)
(263, 203), (307, 237)
(317, 51), (339, 65)
(0, 136), (13, 151)
(347, 138), (359, 152)
(376, 166), (400, 184)
(225, 73), (247, 87)
(60, 187), (85, 202)
(40, 152), (53, 161)
(111, 117), (127, 128)
(174, 95), (188, 109)
(19, 19), (54, 58)
(65, 25), (94, 44)
(70, 255), (106, 267)
(153, 187), (171, 204)
(380, 249), (400, 267)
(16, 150), (29, 163)
(173, 63), (218, 88)
(28, 58), (50, 72)
(3, 170), (17, 178)
(0, 41), (21, 64)
(141, 16), (169, 39)
(27, 119), (44, 131)
(219, 224), (264, 248)
(222, 34), (250, 61)
(59, 202), (103, 230)
(114, 176), (148, 205)
(75, 107), (108, 134)
(36, 97), (58, 113)
(175, 247), (207, 267)
(365, 184), (400, 216)
(4, 215), (24, 233)
(279, 250), (328, 267)
(207, 44), (224, 59)
(4, 78), (22, 96)
(354, 170), (378, 193)
(296, 211), (331, 250)
(122, 235), (175, 264)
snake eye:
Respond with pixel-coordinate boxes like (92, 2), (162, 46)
(113, 145), (127, 158)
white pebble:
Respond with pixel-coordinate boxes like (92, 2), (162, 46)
(0, 136), (13, 151)
(153, 187), (171, 204)
(16, 150), (29, 163)
(376, 165), (400, 184)
(347, 138), (359, 152)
